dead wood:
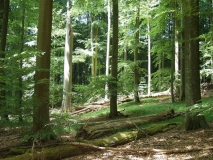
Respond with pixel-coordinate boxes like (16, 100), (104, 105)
(76, 108), (178, 139)
(3, 144), (100, 160)
(84, 123), (179, 147)
(3, 123), (178, 160)
(71, 105), (108, 115)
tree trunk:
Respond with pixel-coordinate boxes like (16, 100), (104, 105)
(109, 0), (118, 118)
(183, 0), (208, 130)
(62, 0), (73, 112)
(184, 112), (209, 130)
(90, 14), (98, 77)
(33, 0), (53, 133)
(147, 20), (151, 96)
(208, 0), (213, 82)
(16, 0), (25, 122)
(171, 42), (175, 103)
(76, 108), (177, 139)
(105, 0), (111, 100)
(184, 0), (201, 106)
(173, 0), (180, 102)
(0, 0), (9, 121)
(134, 7), (140, 103)
(179, 1), (185, 101)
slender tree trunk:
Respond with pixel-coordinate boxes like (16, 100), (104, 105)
(105, 0), (111, 100)
(174, 1), (179, 78)
(123, 47), (127, 61)
(62, 0), (73, 112)
(174, 0), (180, 100)
(171, 38), (175, 103)
(0, 0), (9, 121)
(0, 0), (3, 32)
(147, 20), (151, 96)
(109, 0), (118, 118)
(179, 2), (185, 101)
(90, 14), (97, 77)
(93, 27), (98, 76)
(33, 0), (53, 133)
(134, 7), (140, 103)
(17, 0), (26, 122)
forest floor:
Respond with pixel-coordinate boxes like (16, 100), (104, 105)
(1, 122), (213, 160)
(69, 125), (213, 160)
(1, 87), (213, 159)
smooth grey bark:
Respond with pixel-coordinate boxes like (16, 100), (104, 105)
(147, 21), (151, 96)
(62, 0), (73, 112)
(105, 0), (111, 100)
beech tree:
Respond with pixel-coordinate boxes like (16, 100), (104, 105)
(33, 0), (53, 132)
(133, 6), (140, 102)
(105, 0), (111, 100)
(183, 0), (208, 130)
(62, 0), (74, 112)
(0, 0), (9, 120)
(109, 0), (118, 118)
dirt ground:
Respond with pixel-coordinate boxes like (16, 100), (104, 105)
(69, 126), (213, 160)
(1, 87), (213, 159)
(1, 124), (213, 160)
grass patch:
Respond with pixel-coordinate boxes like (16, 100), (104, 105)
(118, 98), (185, 117)
(64, 96), (213, 135)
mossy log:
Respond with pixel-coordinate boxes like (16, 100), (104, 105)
(3, 144), (100, 160)
(76, 108), (178, 139)
(87, 123), (179, 147)
(3, 123), (178, 160)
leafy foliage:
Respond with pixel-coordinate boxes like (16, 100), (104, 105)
(151, 68), (171, 91)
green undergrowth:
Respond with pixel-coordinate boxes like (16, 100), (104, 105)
(72, 96), (213, 133)
(1, 96), (213, 142)
(75, 96), (186, 121)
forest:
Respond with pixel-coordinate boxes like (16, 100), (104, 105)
(1, 0), (213, 159)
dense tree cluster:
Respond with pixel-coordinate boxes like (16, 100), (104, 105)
(0, 0), (212, 134)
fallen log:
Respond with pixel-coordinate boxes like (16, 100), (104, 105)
(3, 123), (178, 160)
(86, 123), (179, 146)
(76, 108), (179, 139)
(3, 144), (100, 160)
(71, 104), (108, 116)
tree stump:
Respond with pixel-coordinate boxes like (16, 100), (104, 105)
(185, 113), (209, 131)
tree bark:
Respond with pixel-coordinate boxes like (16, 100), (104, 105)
(62, 0), (73, 112)
(183, 0), (208, 130)
(179, 1), (185, 101)
(76, 108), (178, 139)
(183, 0), (201, 106)
(33, 0), (53, 133)
(147, 20), (151, 96)
(0, 0), (9, 121)
(105, 0), (111, 100)
(109, 0), (118, 118)
(184, 112), (209, 130)
(134, 6), (140, 103)
(16, 0), (25, 122)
